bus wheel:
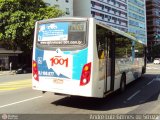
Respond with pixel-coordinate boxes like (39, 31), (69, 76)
(120, 74), (126, 92)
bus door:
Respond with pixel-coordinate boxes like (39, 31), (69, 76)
(105, 37), (111, 92)
(96, 25), (112, 93)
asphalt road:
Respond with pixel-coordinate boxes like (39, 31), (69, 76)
(0, 64), (160, 120)
(0, 73), (31, 83)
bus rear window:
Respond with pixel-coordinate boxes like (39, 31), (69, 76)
(37, 21), (87, 47)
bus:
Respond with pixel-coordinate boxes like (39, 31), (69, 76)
(32, 17), (146, 98)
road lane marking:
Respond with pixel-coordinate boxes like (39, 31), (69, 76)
(127, 90), (141, 101)
(0, 96), (43, 109)
(146, 75), (160, 86)
(0, 79), (31, 91)
(126, 75), (160, 102)
(147, 79), (154, 86)
(0, 79), (31, 85)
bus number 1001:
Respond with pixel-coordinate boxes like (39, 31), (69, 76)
(50, 56), (68, 67)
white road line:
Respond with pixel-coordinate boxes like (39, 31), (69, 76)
(147, 79), (154, 86)
(127, 90), (141, 101)
(0, 96), (43, 109)
(126, 75), (159, 102)
(147, 75), (160, 86)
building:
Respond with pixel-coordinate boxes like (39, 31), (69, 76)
(73, 0), (128, 32)
(43, 0), (73, 16)
(43, 0), (147, 45)
(0, 47), (22, 70)
(128, 0), (147, 45)
(146, 0), (160, 59)
(73, 0), (147, 45)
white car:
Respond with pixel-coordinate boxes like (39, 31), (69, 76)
(153, 58), (160, 64)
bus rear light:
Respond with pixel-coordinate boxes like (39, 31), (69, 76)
(32, 60), (39, 81)
(80, 62), (91, 86)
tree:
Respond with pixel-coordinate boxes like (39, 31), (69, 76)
(0, 0), (64, 53)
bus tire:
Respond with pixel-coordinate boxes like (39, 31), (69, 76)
(120, 73), (126, 92)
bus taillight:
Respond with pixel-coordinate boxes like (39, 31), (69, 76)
(80, 62), (91, 86)
(32, 60), (39, 81)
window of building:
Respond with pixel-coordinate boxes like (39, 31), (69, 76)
(100, 14), (104, 19)
(91, 1), (95, 7)
(102, 5), (104, 10)
(55, 4), (59, 8)
(91, 11), (95, 17)
(65, 0), (69, 3)
(66, 8), (70, 15)
(45, 3), (50, 6)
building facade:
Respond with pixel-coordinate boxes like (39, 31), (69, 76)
(42, 0), (147, 45)
(146, 0), (160, 46)
(0, 47), (22, 70)
(43, 0), (73, 16)
(73, 0), (147, 45)
(146, 0), (160, 59)
(74, 0), (128, 32)
(128, 0), (147, 45)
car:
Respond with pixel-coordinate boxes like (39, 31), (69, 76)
(153, 58), (160, 64)
(15, 64), (32, 74)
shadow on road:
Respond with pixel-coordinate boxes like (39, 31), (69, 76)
(51, 74), (160, 111)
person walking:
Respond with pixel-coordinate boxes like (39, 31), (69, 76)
(10, 62), (12, 72)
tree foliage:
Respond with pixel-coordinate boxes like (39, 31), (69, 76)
(0, 0), (64, 52)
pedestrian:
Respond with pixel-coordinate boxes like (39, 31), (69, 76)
(10, 62), (12, 72)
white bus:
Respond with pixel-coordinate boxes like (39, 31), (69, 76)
(32, 17), (146, 98)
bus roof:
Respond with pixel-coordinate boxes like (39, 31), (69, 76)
(37, 17), (88, 23)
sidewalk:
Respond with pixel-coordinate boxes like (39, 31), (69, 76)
(0, 70), (15, 76)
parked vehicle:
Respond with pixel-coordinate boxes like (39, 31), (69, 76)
(153, 58), (160, 64)
(15, 64), (32, 74)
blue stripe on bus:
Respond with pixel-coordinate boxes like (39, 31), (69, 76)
(35, 48), (58, 77)
(35, 48), (88, 80)
(72, 48), (88, 80)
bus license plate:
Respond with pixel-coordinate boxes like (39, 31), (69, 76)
(53, 79), (64, 84)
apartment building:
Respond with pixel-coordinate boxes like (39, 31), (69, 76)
(43, 0), (73, 16)
(42, 0), (147, 45)
(146, 0), (160, 46)
(146, 0), (160, 59)
(73, 0), (147, 45)
(128, 0), (147, 45)
(73, 0), (128, 32)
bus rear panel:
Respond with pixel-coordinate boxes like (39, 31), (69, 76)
(32, 18), (96, 97)
(32, 17), (146, 98)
